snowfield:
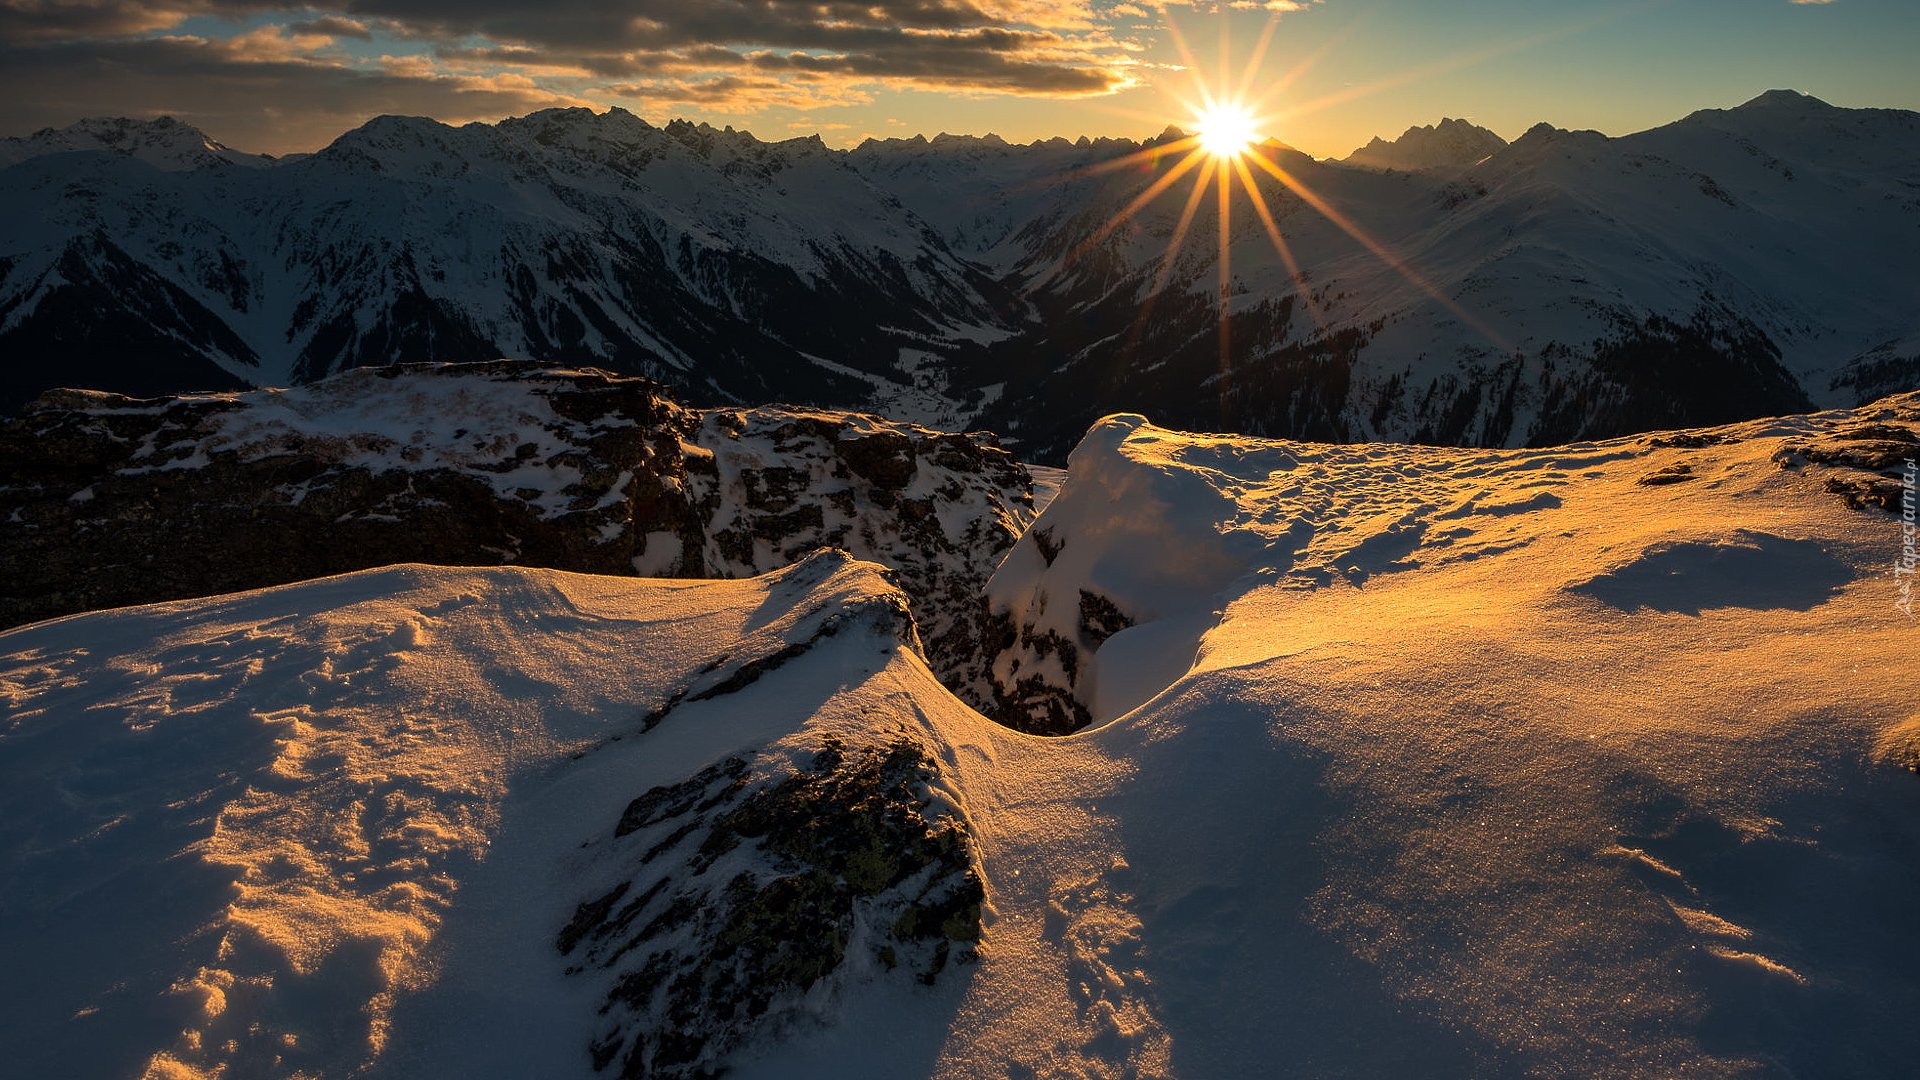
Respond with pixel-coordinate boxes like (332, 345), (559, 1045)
(3, 393), (1918, 1079)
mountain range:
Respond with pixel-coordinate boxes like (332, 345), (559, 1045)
(2, 90), (1917, 459)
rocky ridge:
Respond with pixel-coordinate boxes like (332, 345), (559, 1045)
(1341, 117), (1509, 171)
(0, 361), (1035, 710)
(562, 729), (982, 1080)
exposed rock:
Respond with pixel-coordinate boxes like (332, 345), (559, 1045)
(683, 406), (1036, 709)
(0, 362), (700, 627)
(1770, 401), (1920, 513)
(1636, 462), (1698, 486)
(0, 362), (1035, 711)
(562, 733), (983, 1080)
(1077, 589), (1135, 650)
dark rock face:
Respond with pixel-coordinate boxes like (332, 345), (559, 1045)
(979, 580), (1142, 738)
(683, 407), (1035, 708)
(0, 361), (700, 627)
(0, 361), (1034, 710)
(561, 734), (983, 1080)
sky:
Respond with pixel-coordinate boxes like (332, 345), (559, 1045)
(0, 0), (1916, 159)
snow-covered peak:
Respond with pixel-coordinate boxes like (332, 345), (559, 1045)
(1736, 88), (1836, 112)
(0, 115), (276, 171)
(1342, 116), (1508, 171)
(1649, 89), (1920, 177)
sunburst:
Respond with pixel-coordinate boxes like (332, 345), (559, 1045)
(1194, 103), (1258, 159)
(1038, 7), (1512, 403)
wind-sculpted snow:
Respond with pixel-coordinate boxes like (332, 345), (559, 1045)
(5, 395), (1920, 1079)
(0, 553), (994, 1080)
(0, 361), (1036, 708)
(987, 392), (1920, 732)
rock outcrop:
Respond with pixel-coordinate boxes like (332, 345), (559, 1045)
(561, 732), (983, 1080)
(0, 361), (1036, 709)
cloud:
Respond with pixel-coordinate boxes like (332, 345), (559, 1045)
(0, 0), (1140, 143)
(0, 32), (586, 154)
(596, 74), (877, 113)
(286, 16), (374, 40)
(0, 0), (218, 41)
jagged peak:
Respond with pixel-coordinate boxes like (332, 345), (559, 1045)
(1342, 116), (1507, 170)
(927, 131), (1007, 149)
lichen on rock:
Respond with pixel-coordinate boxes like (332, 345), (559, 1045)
(559, 733), (984, 1080)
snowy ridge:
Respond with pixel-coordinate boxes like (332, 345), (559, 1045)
(0, 115), (278, 171)
(5, 92), (1917, 458)
(5, 393), (1918, 1078)
(0, 556), (988, 1080)
(0, 362), (1036, 712)
(986, 393), (1920, 732)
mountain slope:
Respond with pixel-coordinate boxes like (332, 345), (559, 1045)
(2, 93), (1917, 458)
(0, 109), (1015, 419)
(943, 91), (1917, 458)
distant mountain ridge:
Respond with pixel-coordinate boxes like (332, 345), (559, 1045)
(0, 114), (280, 170)
(1341, 116), (1508, 170)
(1, 90), (1916, 459)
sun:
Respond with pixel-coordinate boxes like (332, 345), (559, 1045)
(1194, 103), (1258, 158)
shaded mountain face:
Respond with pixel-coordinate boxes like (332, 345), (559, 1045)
(2, 92), (1916, 459)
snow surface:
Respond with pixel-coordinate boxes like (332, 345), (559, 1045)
(5, 397), (1920, 1079)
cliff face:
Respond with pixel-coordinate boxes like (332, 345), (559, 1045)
(0, 361), (1036, 709)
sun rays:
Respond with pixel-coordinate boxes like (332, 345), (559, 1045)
(1031, 5), (1513, 395)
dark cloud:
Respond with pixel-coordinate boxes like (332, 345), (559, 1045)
(0, 0), (1134, 146)
(287, 15), (373, 39)
(0, 0), (224, 41)
(0, 35), (583, 154)
(739, 40), (1123, 95)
